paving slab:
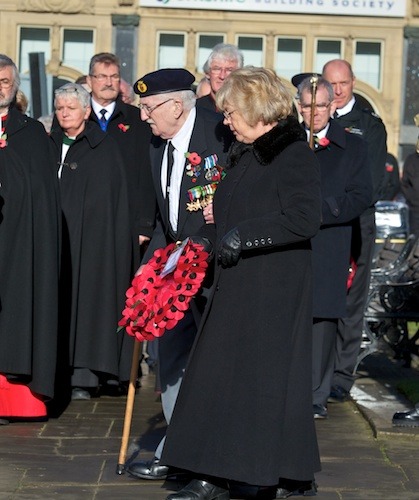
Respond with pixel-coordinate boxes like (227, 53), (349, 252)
(1, 353), (419, 499)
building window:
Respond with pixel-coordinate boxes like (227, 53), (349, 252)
(276, 37), (303, 81)
(403, 36), (419, 127)
(354, 41), (382, 89)
(62, 29), (94, 75)
(315, 39), (342, 72)
(237, 36), (264, 67)
(197, 34), (225, 73)
(19, 27), (51, 74)
(158, 32), (186, 69)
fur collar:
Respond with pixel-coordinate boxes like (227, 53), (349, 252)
(226, 115), (306, 169)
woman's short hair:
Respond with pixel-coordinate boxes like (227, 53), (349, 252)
(54, 83), (91, 109)
(216, 66), (293, 127)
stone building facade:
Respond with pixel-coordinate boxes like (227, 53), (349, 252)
(0, 0), (417, 159)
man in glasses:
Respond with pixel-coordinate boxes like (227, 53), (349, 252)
(294, 74), (372, 419)
(84, 53), (157, 397)
(87, 53), (156, 271)
(196, 43), (243, 114)
(126, 68), (232, 481)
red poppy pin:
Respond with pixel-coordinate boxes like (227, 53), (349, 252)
(118, 123), (130, 132)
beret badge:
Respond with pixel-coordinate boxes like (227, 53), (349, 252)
(137, 80), (148, 94)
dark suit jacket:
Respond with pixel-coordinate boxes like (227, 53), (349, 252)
(196, 94), (218, 114)
(311, 119), (372, 318)
(143, 106), (232, 262)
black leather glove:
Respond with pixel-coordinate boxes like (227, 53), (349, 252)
(218, 227), (241, 267)
(190, 236), (213, 260)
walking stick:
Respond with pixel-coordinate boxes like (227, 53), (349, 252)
(308, 75), (318, 150)
(116, 339), (142, 474)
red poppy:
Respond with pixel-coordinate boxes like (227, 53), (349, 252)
(118, 123), (130, 132)
(118, 240), (208, 342)
(187, 152), (202, 166)
(318, 137), (330, 147)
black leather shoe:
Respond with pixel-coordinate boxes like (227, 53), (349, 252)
(313, 404), (328, 419)
(328, 385), (349, 403)
(392, 405), (419, 427)
(276, 480), (317, 498)
(166, 479), (230, 500)
(126, 457), (169, 480)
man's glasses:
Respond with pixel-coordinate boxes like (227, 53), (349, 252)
(210, 67), (236, 75)
(90, 74), (120, 82)
(0, 78), (13, 89)
(300, 103), (331, 113)
(138, 98), (174, 115)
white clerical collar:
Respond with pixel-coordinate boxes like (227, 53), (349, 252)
(335, 96), (355, 117)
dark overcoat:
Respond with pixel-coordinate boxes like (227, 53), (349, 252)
(334, 98), (386, 209)
(161, 117), (322, 485)
(88, 98), (156, 271)
(143, 106), (232, 259)
(143, 106), (232, 392)
(50, 122), (133, 381)
(0, 108), (60, 400)
(312, 120), (372, 318)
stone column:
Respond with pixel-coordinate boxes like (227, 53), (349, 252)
(111, 14), (140, 84)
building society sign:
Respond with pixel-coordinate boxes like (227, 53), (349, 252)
(140, 0), (406, 17)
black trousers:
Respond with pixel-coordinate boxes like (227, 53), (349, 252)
(333, 212), (376, 391)
(312, 318), (338, 406)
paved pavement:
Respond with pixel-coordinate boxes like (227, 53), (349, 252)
(1, 346), (419, 500)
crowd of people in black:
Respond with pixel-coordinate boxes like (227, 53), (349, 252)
(1, 43), (418, 498)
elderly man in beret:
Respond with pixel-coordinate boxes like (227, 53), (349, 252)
(126, 68), (233, 481)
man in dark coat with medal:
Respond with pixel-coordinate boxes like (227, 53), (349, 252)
(126, 68), (232, 480)
(0, 54), (60, 424)
(294, 74), (372, 419)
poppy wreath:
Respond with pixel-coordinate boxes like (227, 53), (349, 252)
(118, 241), (209, 341)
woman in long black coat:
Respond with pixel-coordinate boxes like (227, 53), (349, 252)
(161, 67), (322, 500)
(50, 83), (132, 400)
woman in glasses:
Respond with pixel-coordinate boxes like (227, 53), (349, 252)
(161, 67), (322, 500)
(50, 83), (132, 402)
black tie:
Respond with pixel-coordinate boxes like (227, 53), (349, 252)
(333, 111), (339, 119)
(99, 109), (107, 131)
(165, 141), (175, 236)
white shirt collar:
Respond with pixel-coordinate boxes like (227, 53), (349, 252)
(335, 96), (355, 117)
(306, 122), (330, 141)
(91, 98), (116, 120)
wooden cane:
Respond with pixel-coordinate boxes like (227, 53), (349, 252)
(308, 75), (319, 150)
(116, 339), (142, 474)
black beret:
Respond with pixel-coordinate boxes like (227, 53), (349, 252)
(291, 72), (322, 88)
(133, 68), (195, 97)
